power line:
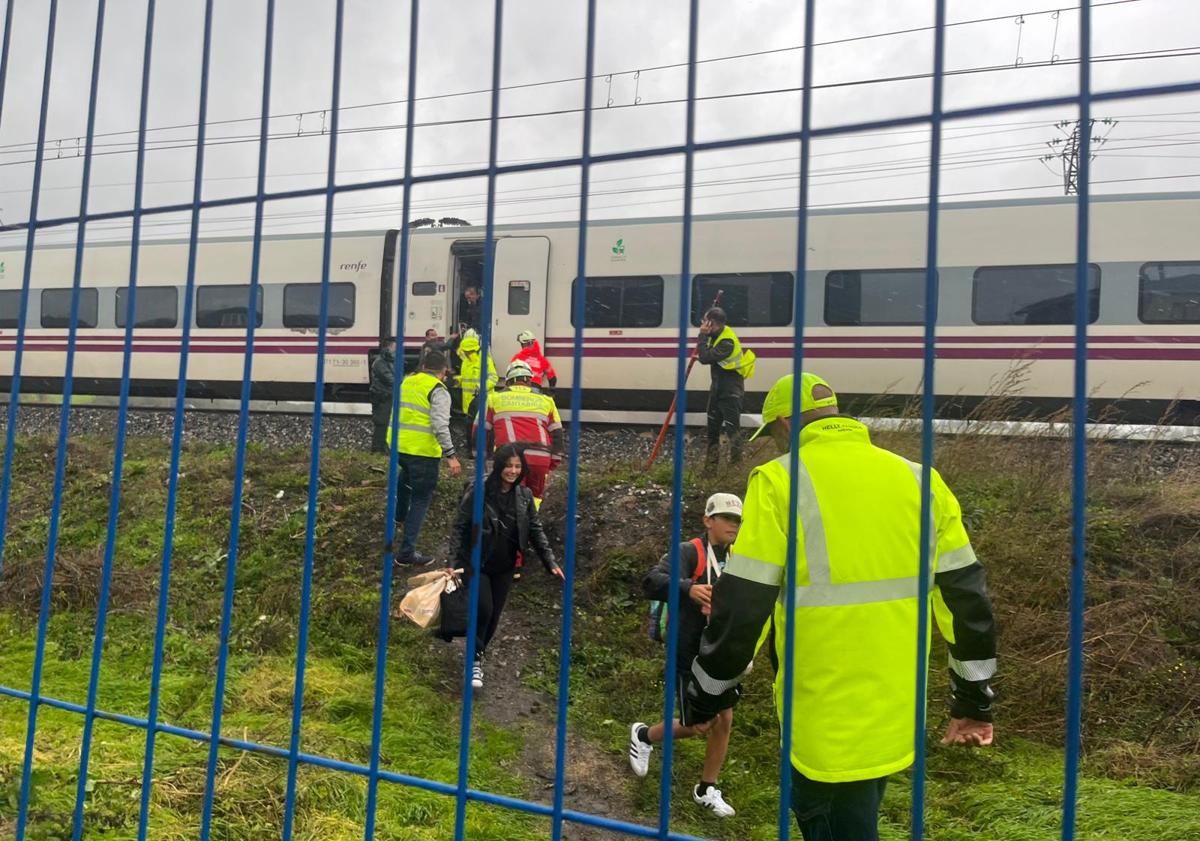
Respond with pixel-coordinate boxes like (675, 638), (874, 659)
(15, 136), (1198, 243)
(0, 0), (1147, 157)
(2, 43), (1195, 171)
(9, 127), (1200, 237)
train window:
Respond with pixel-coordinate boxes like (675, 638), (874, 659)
(411, 281), (437, 296)
(824, 270), (927, 326)
(508, 280), (531, 315)
(40, 289), (98, 328)
(571, 276), (663, 328)
(282, 283), (356, 328)
(972, 264), (1100, 325)
(1139, 262), (1200, 323)
(115, 286), (178, 328)
(0, 290), (21, 328)
(196, 285), (264, 328)
(690, 273), (793, 327)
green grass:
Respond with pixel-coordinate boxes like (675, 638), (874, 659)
(530, 614), (1200, 841)
(1, 432), (1198, 838)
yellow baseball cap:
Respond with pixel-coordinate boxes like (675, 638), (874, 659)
(747, 373), (838, 441)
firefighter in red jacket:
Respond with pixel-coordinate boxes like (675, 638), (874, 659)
(475, 360), (564, 508)
(511, 330), (558, 392)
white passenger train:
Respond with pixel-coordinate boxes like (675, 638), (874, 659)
(1, 192), (1197, 423)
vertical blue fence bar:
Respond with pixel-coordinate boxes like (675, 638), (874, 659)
(455, 2), (506, 837)
(0, 0), (60, 583)
(1062, 3), (1093, 840)
(657, 1), (701, 838)
(138, 2), (216, 835)
(911, 1), (948, 838)
(198, 1), (278, 836)
(0, 0), (12, 148)
(778, 0), (817, 837)
(9, 2), (61, 837)
(60, 0), (111, 832)
(364, 0), (420, 837)
(283, 1), (346, 835)
(71, 1), (156, 838)
(550, 0), (597, 837)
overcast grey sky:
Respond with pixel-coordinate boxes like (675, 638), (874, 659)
(1, 0), (1198, 247)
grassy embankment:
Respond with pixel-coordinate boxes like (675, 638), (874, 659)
(0, 427), (1197, 840)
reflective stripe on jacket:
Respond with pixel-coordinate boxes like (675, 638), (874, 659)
(483, 385), (562, 453)
(713, 325), (755, 379)
(695, 416), (994, 783)
(387, 371), (444, 457)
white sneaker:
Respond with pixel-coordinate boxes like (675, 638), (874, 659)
(471, 659), (484, 689)
(693, 784), (735, 818)
(628, 722), (653, 777)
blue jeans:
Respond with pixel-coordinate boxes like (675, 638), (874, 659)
(395, 453), (441, 558)
(791, 768), (887, 841)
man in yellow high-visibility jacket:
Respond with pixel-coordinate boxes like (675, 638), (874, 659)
(387, 350), (461, 565)
(456, 331), (497, 458)
(685, 373), (997, 840)
(698, 307), (755, 471)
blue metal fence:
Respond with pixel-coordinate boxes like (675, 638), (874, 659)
(0, 1), (1196, 839)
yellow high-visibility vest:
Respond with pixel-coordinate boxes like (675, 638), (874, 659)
(460, 352), (498, 412)
(387, 371), (444, 457)
(713, 325), (755, 379)
(723, 416), (977, 783)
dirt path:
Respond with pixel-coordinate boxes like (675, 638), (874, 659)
(416, 496), (643, 840)
(475, 579), (641, 840)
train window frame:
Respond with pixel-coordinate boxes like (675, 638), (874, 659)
(823, 269), (930, 326)
(115, 286), (179, 329)
(508, 280), (531, 315)
(1137, 261), (1200, 324)
(689, 272), (793, 327)
(281, 282), (357, 329)
(411, 281), (437, 296)
(570, 275), (664, 328)
(0, 290), (22, 328)
(40, 288), (99, 329)
(971, 263), (1101, 326)
(196, 285), (265, 329)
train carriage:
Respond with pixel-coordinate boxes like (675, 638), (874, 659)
(1, 192), (1198, 422)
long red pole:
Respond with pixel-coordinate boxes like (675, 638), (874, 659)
(645, 290), (723, 469)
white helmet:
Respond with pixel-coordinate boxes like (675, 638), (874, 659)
(506, 360), (534, 381)
(517, 329), (536, 345)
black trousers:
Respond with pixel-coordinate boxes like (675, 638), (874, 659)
(706, 389), (743, 463)
(791, 769), (888, 841)
(370, 400), (390, 453)
(473, 568), (516, 655)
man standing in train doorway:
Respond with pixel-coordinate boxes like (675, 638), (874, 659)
(698, 307), (755, 473)
(369, 336), (397, 453)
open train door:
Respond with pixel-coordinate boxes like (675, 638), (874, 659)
(491, 236), (549, 366)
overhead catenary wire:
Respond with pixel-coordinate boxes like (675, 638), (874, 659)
(2, 43), (1197, 171)
(0, 0), (1149, 159)
(12, 132), (1199, 243)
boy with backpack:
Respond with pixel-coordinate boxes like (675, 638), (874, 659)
(628, 492), (743, 818)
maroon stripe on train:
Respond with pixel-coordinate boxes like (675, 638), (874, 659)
(546, 333), (1200, 346)
(542, 345), (1200, 361)
(0, 343), (376, 354)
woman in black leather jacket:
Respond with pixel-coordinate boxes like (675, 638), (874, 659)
(449, 443), (563, 688)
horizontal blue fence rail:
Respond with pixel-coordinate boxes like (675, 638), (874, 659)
(0, 0), (1193, 838)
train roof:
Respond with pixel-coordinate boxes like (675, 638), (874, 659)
(6, 190), (1199, 251)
